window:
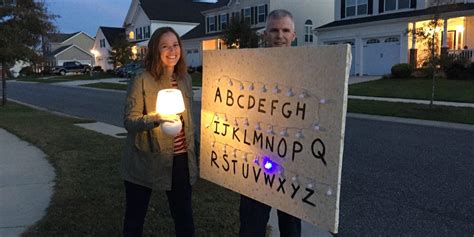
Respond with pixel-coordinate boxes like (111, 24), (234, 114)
(207, 16), (216, 32)
(384, 37), (399, 43)
(258, 5), (266, 23)
(129, 31), (134, 40)
(99, 39), (106, 48)
(232, 11), (240, 22)
(136, 27), (143, 40)
(144, 26), (150, 39)
(244, 7), (251, 24)
(366, 39), (380, 44)
(346, 0), (367, 17)
(220, 14), (228, 30)
(304, 19), (313, 43)
(385, 0), (411, 11)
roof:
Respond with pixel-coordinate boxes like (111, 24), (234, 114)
(47, 32), (80, 43)
(100, 26), (125, 45)
(317, 3), (474, 30)
(140, 0), (228, 22)
(48, 44), (93, 57)
(49, 45), (72, 56)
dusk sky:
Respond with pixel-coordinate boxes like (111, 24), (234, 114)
(44, 0), (131, 37)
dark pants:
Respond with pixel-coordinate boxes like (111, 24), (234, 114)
(239, 195), (301, 237)
(123, 153), (194, 237)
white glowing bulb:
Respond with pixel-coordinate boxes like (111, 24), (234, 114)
(249, 83), (255, 91)
(320, 99), (327, 104)
(307, 184), (313, 189)
(314, 123), (320, 131)
(264, 161), (272, 169)
(291, 176), (298, 182)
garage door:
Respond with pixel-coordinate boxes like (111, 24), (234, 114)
(186, 49), (200, 67)
(363, 37), (400, 75)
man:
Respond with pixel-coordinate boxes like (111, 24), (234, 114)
(239, 9), (301, 237)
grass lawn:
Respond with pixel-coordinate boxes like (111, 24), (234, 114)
(16, 73), (116, 83)
(349, 78), (474, 103)
(190, 71), (202, 87)
(0, 102), (240, 236)
(348, 99), (474, 124)
(81, 82), (129, 91)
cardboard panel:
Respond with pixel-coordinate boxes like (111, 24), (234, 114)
(200, 45), (351, 233)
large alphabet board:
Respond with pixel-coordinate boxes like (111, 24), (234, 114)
(200, 45), (350, 233)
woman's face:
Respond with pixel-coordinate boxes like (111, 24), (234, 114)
(158, 32), (181, 69)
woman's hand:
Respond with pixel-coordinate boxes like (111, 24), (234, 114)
(147, 113), (179, 127)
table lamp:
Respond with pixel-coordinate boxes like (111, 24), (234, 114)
(156, 89), (185, 136)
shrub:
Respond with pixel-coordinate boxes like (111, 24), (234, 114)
(19, 66), (34, 76)
(444, 60), (470, 80)
(391, 63), (413, 78)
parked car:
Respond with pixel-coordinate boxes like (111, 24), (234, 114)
(115, 62), (142, 78)
(52, 61), (91, 75)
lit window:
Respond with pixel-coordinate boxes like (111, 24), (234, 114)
(129, 31), (134, 40)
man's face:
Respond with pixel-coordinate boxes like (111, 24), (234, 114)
(264, 16), (296, 47)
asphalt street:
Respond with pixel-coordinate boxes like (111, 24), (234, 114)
(5, 81), (474, 235)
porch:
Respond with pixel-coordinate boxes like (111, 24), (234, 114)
(448, 48), (474, 62)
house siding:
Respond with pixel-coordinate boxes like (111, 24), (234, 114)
(92, 29), (113, 71)
(56, 47), (93, 65)
(64, 33), (94, 53)
(466, 16), (474, 48)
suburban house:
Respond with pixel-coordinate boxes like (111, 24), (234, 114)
(91, 27), (125, 71)
(122, 0), (334, 68)
(183, 0), (333, 65)
(122, 0), (228, 67)
(315, 0), (474, 76)
(43, 31), (95, 66)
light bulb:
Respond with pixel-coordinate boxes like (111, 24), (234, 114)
(299, 90), (308, 98)
(280, 129), (288, 137)
(248, 83), (254, 91)
(286, 88), (294, 97)
(272, 85), (280, 93)
(239, 83), (244, 90)
(228, 79), (233, 86)
(260, 85), (267, 93)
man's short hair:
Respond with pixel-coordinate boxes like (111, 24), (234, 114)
(266, 9), (294, 28)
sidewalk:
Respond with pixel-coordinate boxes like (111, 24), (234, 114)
(0, 129), (55, 236)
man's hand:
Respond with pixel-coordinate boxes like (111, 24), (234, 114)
(147, 113), (179, 126)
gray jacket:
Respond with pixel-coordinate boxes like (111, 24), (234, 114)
(121, 71), (198, 190)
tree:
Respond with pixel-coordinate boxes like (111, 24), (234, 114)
(221, 18), (259, 49)
(0, 0), (56, 105)
(408, 0), (456, 108)
(108, 35), (133, 68)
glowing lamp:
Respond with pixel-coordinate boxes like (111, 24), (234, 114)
(261, 156), (280, 174)
(156, 89), (185, 136)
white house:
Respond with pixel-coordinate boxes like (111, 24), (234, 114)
(122, 0), (226, 66)
(315, 0), (474, 76)
(91, 27), (125, 71)
(184, 0), (334, 65)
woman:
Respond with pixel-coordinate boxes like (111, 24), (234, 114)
(121, 27), (197, 237)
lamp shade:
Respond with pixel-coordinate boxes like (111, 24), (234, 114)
(156, 89), (185, 115)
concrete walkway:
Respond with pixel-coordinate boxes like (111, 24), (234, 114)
(0, 129), (55, 237)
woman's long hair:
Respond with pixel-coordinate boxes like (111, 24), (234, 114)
(144, 27), (187, 79)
